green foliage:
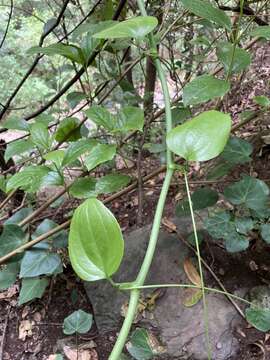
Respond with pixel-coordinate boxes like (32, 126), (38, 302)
(85, 143), (116, 171)
(221, 137), (253, 164)
(166, 110), (231, 161)
(7, 166), (50, 192)
(20, 250), (62, 277)
(63, 310), (93, 335)
(217, 42), (251, 74)
(55, 118), (82, 143)
(19, 277), (49, 305)
(4, 139), (34, 162)
(251, 26), (270, 40)
(183, 75), (230, 106)
(0, 225), (26, 257)
(68, 198), (124, 281)
(126, 328), (163, 360)
(0, 263), (20, 290)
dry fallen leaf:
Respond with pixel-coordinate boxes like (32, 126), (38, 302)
(183, 258), (202, 287)
(0, 285), (18, 300)
(63, 346), (98, 360)
(18, 320), (34, 341)
(162, 217), (177, 232)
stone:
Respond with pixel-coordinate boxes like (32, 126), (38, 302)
(84, 217), (242, 359)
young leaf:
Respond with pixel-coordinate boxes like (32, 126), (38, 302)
(6, 166), (50, 192)
(19, 277), (49, 305)
(95, 174), (131, 194)
(251, 26), (270, 40)
(180, 0), (231, 30)
(30, 122), (50, 150)
(55, 117), (81, 143)
(85, 143), (116, 171)
(20, 251), (62, 277)
(63, 310), (93, 335)
(0, 262), (20, 290)
(62, 139), (97, 166)
(68, 198), (124, 281)
(217, 42), (251, 74)
(69, 177), (97, 199)
(183, 75), (230, 106)
(221, 137), (253, 164)
(224, 175), (269, 211)
(93, 16), (158, 39)
(0, 225), (26, 257)
(246, 308), (270, 332)
(166, 110), (231, 162)
(4, 139), (34, 162)
(44, 150), (65, 168)
(115, 107), (144, 132)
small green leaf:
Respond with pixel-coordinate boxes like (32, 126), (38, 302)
(176, 187), (218, 216)
(6, 165), (50, 192)
(180, 0), (231, 30)
(221, 137), (253, 164)
(85, 106), (115, 131)
(19, 277), (49, 305)
(30, 122), (50, 150)
(235, 217), (254, 235)
(20, 251), (62, 277)
(183, 75), (230, 106)
(0, 262), (20, 290)
(55, 117), (81, 143)
(63, 310), (93, 335)
(126, 328), (164, 360)
(28, 43), (85, 64)
(225, 232), (249, 253)
(69, 177), (97, 199)
(68, 198), (124, 281)
(224, 175), (269, 211)
(62, 139), (97, 166)
(95, 174), (131, 194)
(85, 143), (116, 171)
(44, 150), (65, 168)
(260, 224), (270, 244)
(246, 307), (270, 332)
(171, 106), (192, 126)
(251, 26), (270, 40)
(4, 139), (34, 162)
(2, 117), (29, 131)
(93, 16), (158, 39)
(166, 110), (231, 162)
(0, 225), (26, 258)
(67, 92), (86, 109)
(114, 107), (144, 132)
(204, 211), (233, 239)
(254, 95), (270, 108)
(217, 42), (251, 74)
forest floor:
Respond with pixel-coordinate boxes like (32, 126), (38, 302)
(1, 43), (270, 360)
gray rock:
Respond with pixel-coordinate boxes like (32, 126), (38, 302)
(84, 217), (242, 359)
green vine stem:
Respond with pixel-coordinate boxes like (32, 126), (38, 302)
(184, 170), (211, 359)
(109, 1), (174, 358)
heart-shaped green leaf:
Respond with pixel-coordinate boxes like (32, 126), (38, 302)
(93, 16), (158, 39)
(166, 110), (231, 161)
(68, 198), (124, 281)
(63, 310), (93, 335)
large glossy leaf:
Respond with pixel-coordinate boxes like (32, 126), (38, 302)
(93, 16), (158, 39)
(6, 165), (50, 192)
(221, 137), (253, 164)
(0, 262), (20, 290)
(69, 177), (97, 199)
(4, 139), (34, 162)
(19, 277), (49, 305)
(0, 224), (26, 257)
(20, 250), (62, 277)
(180, 0), (231, 30)
(30, 122), (50, 150)
(63, 310), (93, 335)
(224, 176), (269, 210)
(68, 198), (124, 281)
(95, 174), (131, 194)
(55, 118), (81, 143)
(176, 187), (218, 216)
(85, 143), (116, 171)
(217, 42), (251, 74)
(251, 26), (270, 40)
(166, 110), (231, 161)
(183, 75), (230, 106)
(28, 43), (85, 65)
(62, 139), (97, 166)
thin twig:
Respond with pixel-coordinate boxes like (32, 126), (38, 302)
(0, 305), (11, 360)
(0, 0), (13, 49)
